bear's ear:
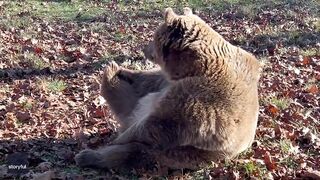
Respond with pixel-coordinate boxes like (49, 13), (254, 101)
(183, 7), (193, 15)
(164, 8), (177, 25)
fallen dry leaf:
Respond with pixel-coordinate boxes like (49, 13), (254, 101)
(264, 151), (277, 171)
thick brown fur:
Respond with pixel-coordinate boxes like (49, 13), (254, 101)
(75, 7), (260, 171)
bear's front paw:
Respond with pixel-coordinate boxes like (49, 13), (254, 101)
(75, 149), (102, 168)
(103, 61), (120, 82)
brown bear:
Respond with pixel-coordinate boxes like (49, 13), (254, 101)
(75, 7), (260, 170)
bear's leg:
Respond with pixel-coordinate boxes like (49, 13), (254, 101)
(75, 142), (149, 169)
(101, 61), (168, 130)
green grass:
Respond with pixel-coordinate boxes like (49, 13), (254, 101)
(254, 30), (319, 48)
(279, 156), (298, 169)
(88, 22), (107, 33)
(4, 17), (33, 29)
(63, 166), (82, 174)
(109, 0), (320, 16)
(287, 31), (319, 46)
(269, 97), (290, 110)
(47, 80), (67, 93)
(314, 18), (320, 32)
(1, 0), (318, 30)
(113, 32), (127, 42)
(221, 159), (268, 178)
(23, 52), (49, 70)
(301, 48), (320, 57)
(33, 2), (105, 21)
(279, 139), (293, 154)
(260, 95), (291, 111)
(242, 160), (268, 178)
(0, 0), (106, 25)
(21, 100), (33, 110)
(14, 119), (24, 127)
(0, 86), (10, 94)
(278, 139), (299, 169)
(304, 79), (319, 92)
(242, 161), (257, 176)
(40, 79), (67, 93)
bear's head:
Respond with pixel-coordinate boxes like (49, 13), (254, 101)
(144, 7), (218, 81)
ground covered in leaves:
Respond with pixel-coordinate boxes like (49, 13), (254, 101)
(0, 0), (319, 179)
